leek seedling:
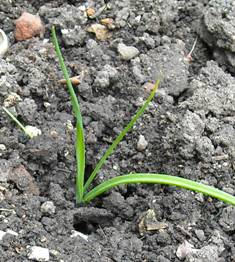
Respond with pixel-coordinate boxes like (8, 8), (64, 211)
(3, 106), (33, 139)
(51, 26), (235, 206)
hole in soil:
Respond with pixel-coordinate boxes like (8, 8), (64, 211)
(173, 88), (191, 105)
(73, 217), (98, 235)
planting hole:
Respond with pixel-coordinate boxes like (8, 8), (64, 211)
(73, 216), (98, 234)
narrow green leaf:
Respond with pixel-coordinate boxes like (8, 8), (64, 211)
(3, 106), (33, 139)
(51, 26), (85, 203)
(83, 173), (235, 206)
(84, 80), (160, 192)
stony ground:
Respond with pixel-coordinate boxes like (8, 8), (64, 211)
(0, 0), (235, 261)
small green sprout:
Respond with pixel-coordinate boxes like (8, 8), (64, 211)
(3, 106), (34, 138)
(36, 26), (235, 206)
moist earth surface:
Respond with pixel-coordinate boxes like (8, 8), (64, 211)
(0, 0), (235, 261)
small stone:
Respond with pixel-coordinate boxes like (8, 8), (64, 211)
(0, 230), (6, 241)
(25, 125), (42, 138)
(87, 24), (111, 41)
(50, 250), (60, 258)
(41, 201), (56, 215)
(71, 230), (88, 242)
(137, 135), (148, 151)
(195, 229), (205, 241)
(144, 82), (155, 93)
(117, 43), (139, 60)
(113, 165), (118, 171)
(0, 144), (6, 156)
(0, 192), (4, 201)
(0, 29), (9, 57)
(195, 192), (204, 203)
(100, 18), (115, 29)
(3, 92), (22, 107)
(0, 229), (18, 241)
(43, 102), (50, 108)
(176, 240), (194, 259)
(15, 12), (44, 41)
(28, 246), (49, 261)
(86, 7), (96, 17)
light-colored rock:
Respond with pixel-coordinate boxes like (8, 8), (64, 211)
(40, 201), (56, 215)
(117, 43), (139, 60)
(0, 231), (6, 241)
(0, 144), (6, 153)
(0, 29), (8, 57)
(3, 92), (22, 107)
(25, 125), (42, 138)
(0, 229), (18, 241)
(15, 12), (44, 41)
(176, 240), (194, 259)
(28, 246), (49, 261)
(137, 135), (148, 151)
(71, 230), (88, 242)
(87, 24), (111, 41)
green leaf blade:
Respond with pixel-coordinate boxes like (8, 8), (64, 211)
(84, 80), (160, 192)
(51, 26), (85, 203)
(83, 173), (235, 206)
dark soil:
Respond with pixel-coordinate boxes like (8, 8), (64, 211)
(0, 0), (235, 261)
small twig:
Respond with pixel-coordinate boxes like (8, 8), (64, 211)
(188, 36), (198, 57)
(185, 37), (198, 62)
(0, 208), (15, 213)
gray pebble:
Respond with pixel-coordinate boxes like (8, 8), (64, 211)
(176, 240), (194, 259)
(195, 229), (206, 241)
(28, 246), (50, 262)
(117, 43), (139, 60)
(40, 201), (56, 215)
(137, 135), (148, 151)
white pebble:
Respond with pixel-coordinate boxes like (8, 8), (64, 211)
(40, 201), (55, 215)
(117, 43), (139, 60)
(28, 246), (50, 261)
(71, 230), (88, 242)
(25, 125), (42, 138)
(0, 230), (6, 241)
(0, 29), (9, 57)
(176, 240), (194, 259)
(137, 135), (148, 151)
(0, 229), (18, 241)
(0, 144), (6, 151)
